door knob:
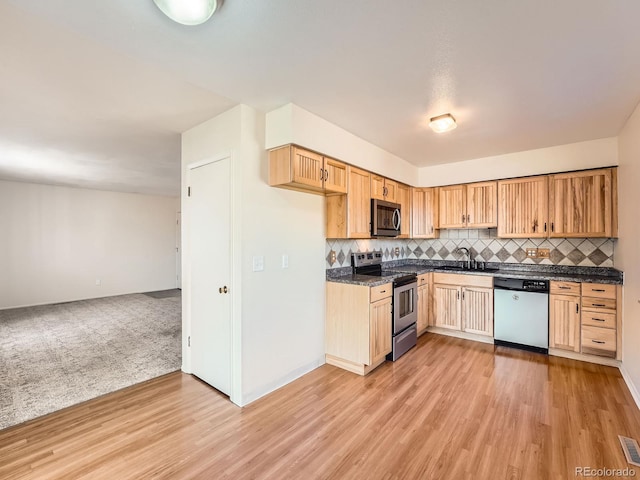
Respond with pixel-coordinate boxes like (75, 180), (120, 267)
(219, 286), (228, 294)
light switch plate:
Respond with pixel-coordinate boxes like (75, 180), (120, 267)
(252, 256), (264, 272)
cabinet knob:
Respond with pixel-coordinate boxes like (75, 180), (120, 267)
(219, 286), (228, 294)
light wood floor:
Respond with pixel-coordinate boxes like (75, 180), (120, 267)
(1, 334), (639, 480)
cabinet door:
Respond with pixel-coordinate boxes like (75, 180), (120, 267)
(439, 185), (467, 228)
(498, 176), (548, 238)
(396, 184), (412, 238)
(369, 296), (392, 365)
(348, 167), (372, 238)
(433, 284), (461, 330)
(466, 181), (497, 228)
(549, 169), (611, 237)
(371, 175), (386, 201)
(323, 157), (348, 194)
(384, 179), (398, 203)
(462, 287), (493, 336)
(412, 188), (439, 238)
(549, 294), (580, 352)
(292, 147), (324, 190)
(417, 283), (429, 334)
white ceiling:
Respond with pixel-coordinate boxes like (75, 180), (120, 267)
(2, 0), (640, 196)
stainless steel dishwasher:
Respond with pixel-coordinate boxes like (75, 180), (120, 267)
(494, 278), (549, 353)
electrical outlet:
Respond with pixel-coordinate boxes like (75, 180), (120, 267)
(526, 248), (538, 258)
(537, 248), (550, 258)
(394, 247), (400, 256)
(330, 250), (336, 265)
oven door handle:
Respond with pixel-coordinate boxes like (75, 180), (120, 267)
(392, 208), (401, 231)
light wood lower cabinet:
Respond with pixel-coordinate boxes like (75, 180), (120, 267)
(549, 281), (621, 360)
(416, 273), (430, 335)
(326, 282), (392, 375)
(462, 287), (494, 336)
(370, 297), (393, 366)
(549, 292), (581, 352)
(432, 273), (494, 337)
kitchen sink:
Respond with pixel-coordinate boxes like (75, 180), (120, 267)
(437, 265), (500, 273)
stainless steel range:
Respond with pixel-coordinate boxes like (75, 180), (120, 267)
(351, 251), (418, 361)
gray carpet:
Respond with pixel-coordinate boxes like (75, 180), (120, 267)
(0, 292), (181, 430)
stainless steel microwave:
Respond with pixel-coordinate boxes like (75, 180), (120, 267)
(371, 199), (401, 237)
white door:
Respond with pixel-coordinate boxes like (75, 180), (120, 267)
(189, 158), (231, 395)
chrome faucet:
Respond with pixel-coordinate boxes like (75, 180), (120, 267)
(456, 247), (471, 269)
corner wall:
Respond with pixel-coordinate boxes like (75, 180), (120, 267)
(616, 101), (640, 406)
(0, 180), (179, 309)
(181, 105), (326, 407)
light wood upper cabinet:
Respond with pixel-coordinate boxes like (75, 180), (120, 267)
(438, 185), (467, 228)
(497, 176), (549, 238)
(370, 297), (393, 365)
(323, 156), (348, 194)
(412, 188), (439, 238)
(396, 183), (412, 238)
(466, 181), (497, 228)
(549, 168), (613, 238)
(269, 145), (347, 195)
(326, 166), (371, 238)
(371, 175), (397, 202)
(549, 293), (581, 352)
(438, 182), (497, 229)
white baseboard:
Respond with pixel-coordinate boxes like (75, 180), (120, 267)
(620, 364), (640, 412)
(239, 357), (325, 407)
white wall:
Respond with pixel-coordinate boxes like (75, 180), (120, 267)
(181, 105), (325, 407)
(266, 103), (419, 185)
(418, 137), (618, 186)
(0, 180), (179, 309)
(616, 101), (640, 406)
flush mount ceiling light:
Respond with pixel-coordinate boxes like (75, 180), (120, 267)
(153, 0), (220, 26)
(429, 113), (457, 133)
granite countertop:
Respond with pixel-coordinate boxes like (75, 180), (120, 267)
(326, 260), (624, 286)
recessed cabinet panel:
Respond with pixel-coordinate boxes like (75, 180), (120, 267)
(549, 169), (612, 237)
(466, 181), (497, 228)
(438, 185), (467, 228)
(433, 284), (462, 330)
(549, 294), (580, 352)
(462, 287), (493, 336)
(396, 183), (412, 238)
(323, 157), (348, 194)
(498, 176), (549, 238)
(412, 188), (438, 238)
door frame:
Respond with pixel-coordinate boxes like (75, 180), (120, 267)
(183, 152), (241, 406)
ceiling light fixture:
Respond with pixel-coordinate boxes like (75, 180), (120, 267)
(152, 0), (220, 26)
(429, 113), (457, 133)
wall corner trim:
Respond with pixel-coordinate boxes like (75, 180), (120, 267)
(620, 364), (640, 412)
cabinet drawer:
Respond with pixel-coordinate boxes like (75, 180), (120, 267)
(581, 311), (616, 329)
(550, 281), (581, 295)
(581, 325), (616, 357)
(417, 273), (429, 286)
(581, 283), (617, 299)
(582, 297), (616, 311)
(370, 283), (393, 303)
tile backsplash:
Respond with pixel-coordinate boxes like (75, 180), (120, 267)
(326, 229), (615, 269)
